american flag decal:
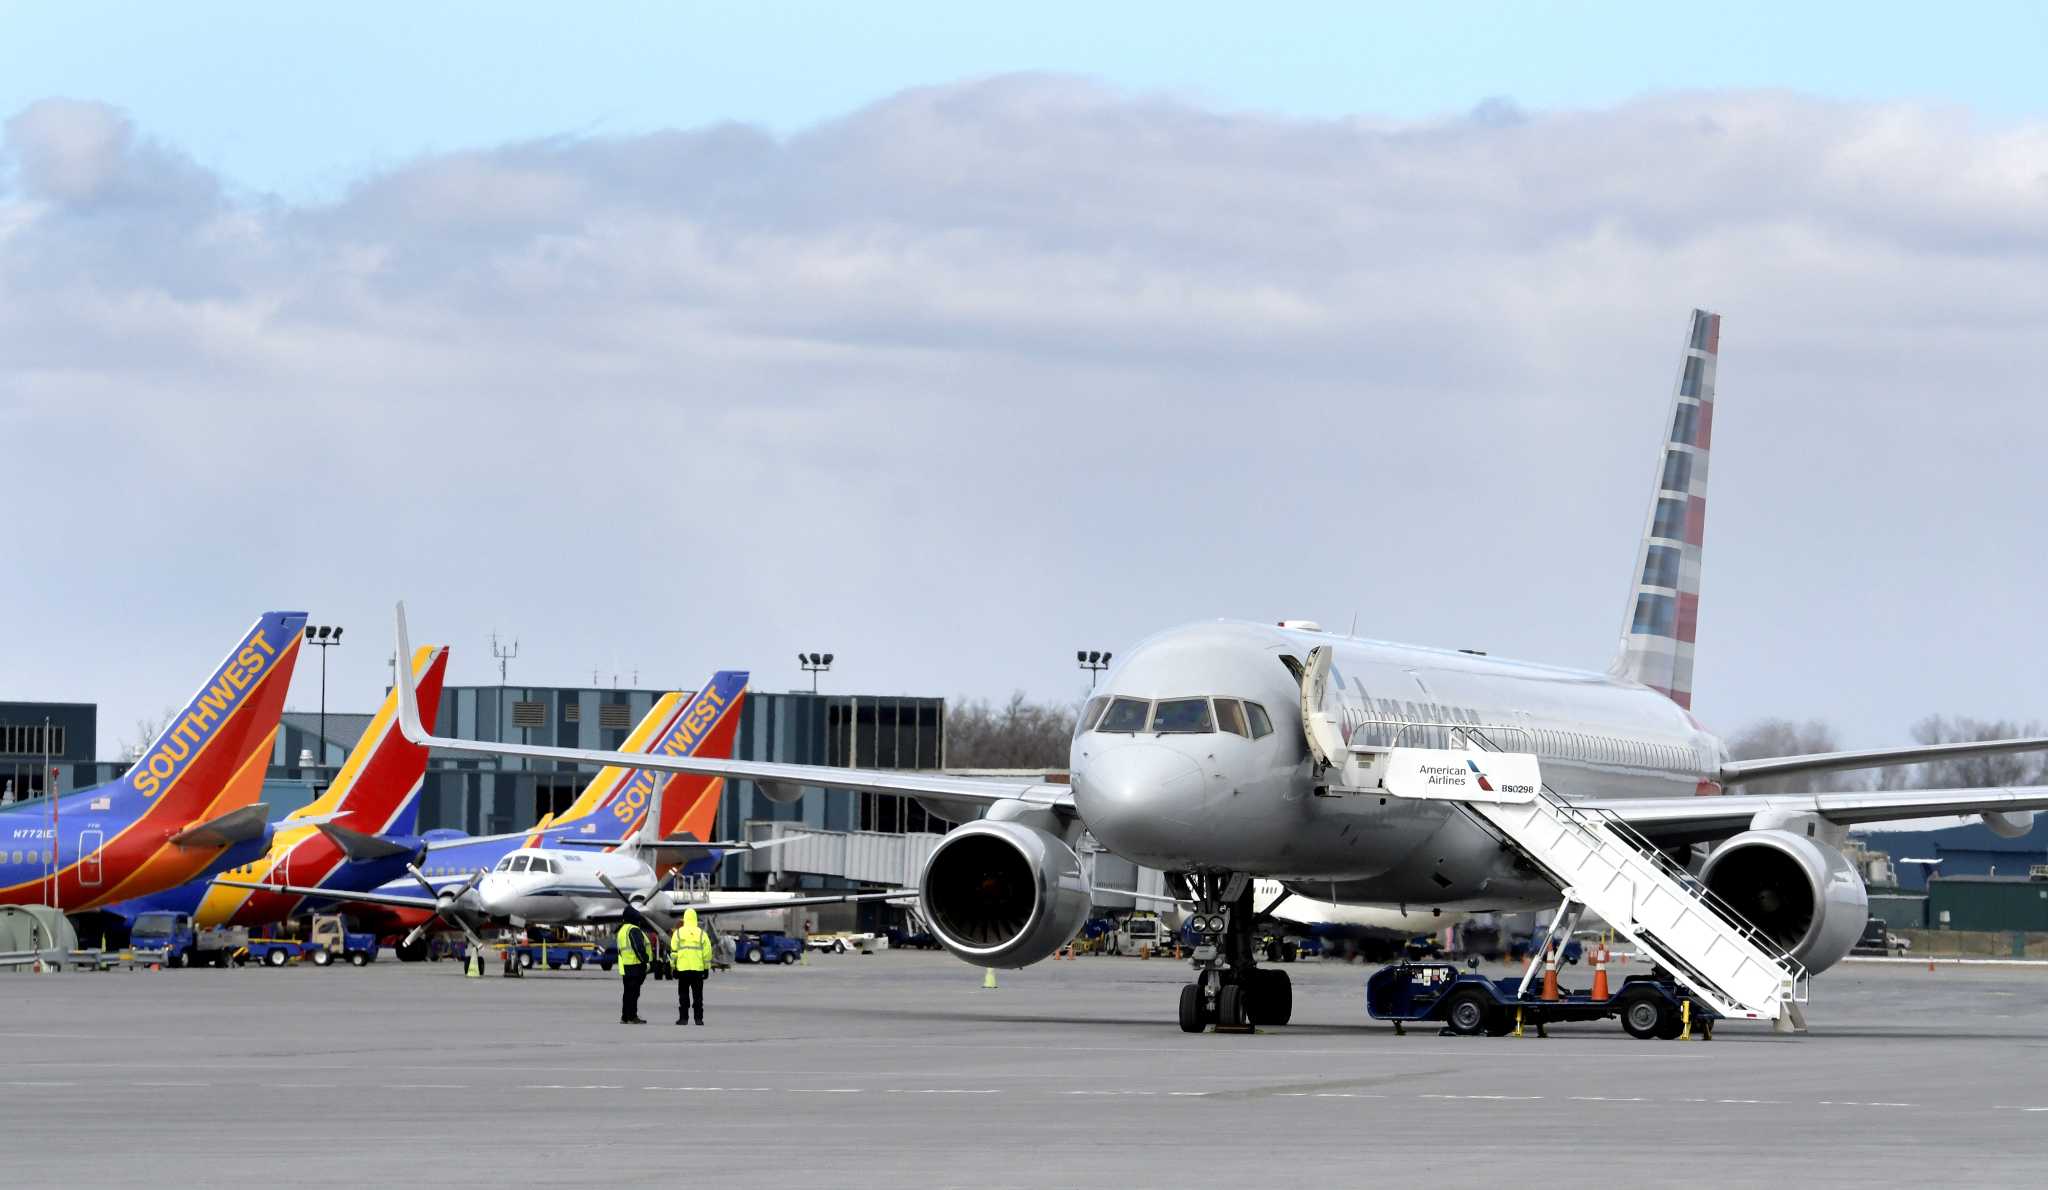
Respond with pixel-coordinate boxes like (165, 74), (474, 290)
(1614, 309), (1718, 711)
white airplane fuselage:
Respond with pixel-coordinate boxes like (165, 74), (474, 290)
(1070, 620), (1726, 912)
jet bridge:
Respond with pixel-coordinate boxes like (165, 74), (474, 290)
(1302, 668), (1807, 1027)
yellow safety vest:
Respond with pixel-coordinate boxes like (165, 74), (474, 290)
(617, 923), (648, 971)
(669, 924), (712, 973)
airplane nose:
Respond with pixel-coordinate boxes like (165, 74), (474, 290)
(1073, 743), (1207, 867)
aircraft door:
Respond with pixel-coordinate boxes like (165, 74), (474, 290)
(78, 829), (104, 886)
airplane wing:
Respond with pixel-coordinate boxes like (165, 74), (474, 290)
(213, 878), (444, 912)
(1584, 785), (2048, 845)
(1722, 736), (2048, 784)
(391, 604), (1068, 819)
(655, 889), (917, 917)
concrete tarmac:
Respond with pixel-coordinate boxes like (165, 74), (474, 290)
(6, 951), (2048, 1188)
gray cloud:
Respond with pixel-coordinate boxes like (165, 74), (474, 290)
(2, 78), (2045, 755)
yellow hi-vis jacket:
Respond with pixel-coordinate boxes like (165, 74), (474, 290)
(617, 922), (650, 972)
(669, 909), (712, 974)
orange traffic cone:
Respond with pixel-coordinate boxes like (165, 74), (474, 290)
(1540, 942), (1560, 1002)
(1590, 941), (1610, 1001)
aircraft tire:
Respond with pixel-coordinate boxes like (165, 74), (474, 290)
(1217, 984), (1247, 1029)
(1249, 969), (1293, 1026)
(1178, 984), (1205, 1033)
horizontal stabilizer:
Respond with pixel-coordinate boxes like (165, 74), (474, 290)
(169, 803), (271, 848)
(317, 822), (419, 862)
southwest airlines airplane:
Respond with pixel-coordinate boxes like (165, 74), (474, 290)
(237, 671), (757, 955)
(387, 310), (2048, 1030)
(0, 611), (308, 912)
(84, 643), (452, 936)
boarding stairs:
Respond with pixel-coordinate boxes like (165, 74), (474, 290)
(1299, 653), (1807, 1027)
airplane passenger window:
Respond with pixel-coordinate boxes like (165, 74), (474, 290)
(1151, 698), (1214, 734)
(1215, 699), (1249, 737)
(1077, 696), (1109, 737)
(1097, 698), (1152, 733)
(533, 859), (556, 875)
(1244, 702), (1274, 739)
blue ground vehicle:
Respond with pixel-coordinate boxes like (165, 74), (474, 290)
(499, 939), (611, 971)
(1365, 963), (1716, 1040)
(129, 911), (246, 968)
(732, 932), (805, 964)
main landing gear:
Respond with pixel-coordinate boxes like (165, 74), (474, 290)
(1173, 872), (1292, 1034)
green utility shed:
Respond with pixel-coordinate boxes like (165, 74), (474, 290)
(1927, 876), (2048, 932)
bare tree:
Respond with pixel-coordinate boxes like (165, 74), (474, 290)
(1725, 718), (1868, 795)
(1894, 715), (2047, 790)
(123, 707), (177, 761)
(946, 693), (1078, 770)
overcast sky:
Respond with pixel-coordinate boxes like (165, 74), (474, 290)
(3, 10), (2045, 758)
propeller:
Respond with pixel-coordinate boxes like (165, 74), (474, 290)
(598, 869), (680, 934)
(400, 864), (488, 953)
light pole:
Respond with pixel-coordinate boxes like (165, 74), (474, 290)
(305, 625), (343, 783)
(798, 652), (834, 695)
(1077, 650), (1112, 688)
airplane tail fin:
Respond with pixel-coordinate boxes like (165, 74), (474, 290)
(654, 671), (748, 844)
(112, 611), (308, 819)
(537, 671), (750, 846)
(1612, 309), (1719, 711)
(288, 644), (450, 836)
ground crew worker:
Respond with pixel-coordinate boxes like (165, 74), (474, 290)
(669, 907), (713, 1026)
(617, 916), (653, 1024)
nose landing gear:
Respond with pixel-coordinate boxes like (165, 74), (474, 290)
(1174, 872), (1292, 1033)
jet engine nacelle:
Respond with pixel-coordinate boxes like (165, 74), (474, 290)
(918, 819), (1090, 969)
(1700, 829), (1867, 975)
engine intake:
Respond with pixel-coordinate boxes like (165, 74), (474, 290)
(919, 819), (1090, 969)
(1700, 829), (1867, 975)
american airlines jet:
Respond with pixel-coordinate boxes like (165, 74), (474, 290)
(387, 310), (2048, 1032)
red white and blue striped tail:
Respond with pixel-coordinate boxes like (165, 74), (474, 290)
(1614, 309), (1719, 710)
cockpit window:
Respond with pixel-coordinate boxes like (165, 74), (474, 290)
(1151, 698), (1214, 734)
(494, 857), (514, 872)
(1215, 698), (1249, 737)
(510, 855), (531, 872)
(1244, 702), (1275, 739)
(1077, 696), (1109, 737)
(1097, 698), (1152, 733)
(531, 858), (556, 875)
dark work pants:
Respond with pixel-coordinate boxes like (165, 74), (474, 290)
(676, 971), (705, 1023)
(621, 968), (647, 1021)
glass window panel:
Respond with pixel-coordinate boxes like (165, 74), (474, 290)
(1215, 699), (1248, 737)
(1097, 698), (1152, 733)
(1077, 696), (1110, 737)
(1245, 703), (1275, 739)
(1151, 698), (1214, 734)
(1651, 497), (1687, 541)
(510, 856), (530, 872)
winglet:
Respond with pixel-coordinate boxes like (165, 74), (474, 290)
(393, 602), (430, 746)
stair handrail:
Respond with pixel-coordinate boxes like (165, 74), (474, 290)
(1369, 719), (1809, 1004)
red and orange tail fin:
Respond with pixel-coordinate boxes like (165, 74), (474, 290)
(657, 671), (748, 842)
(291, 644), (450, 836)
